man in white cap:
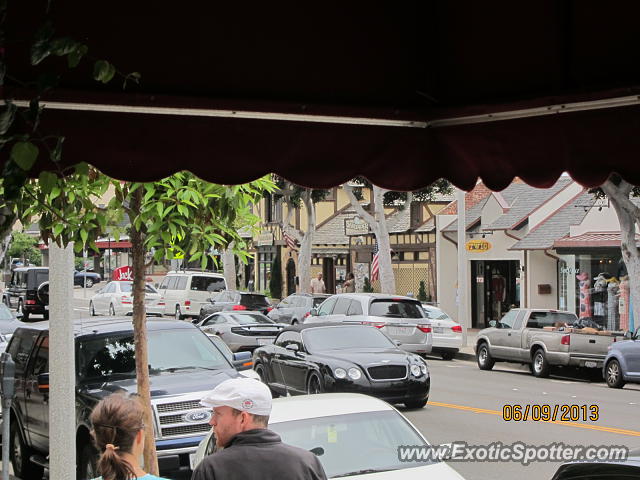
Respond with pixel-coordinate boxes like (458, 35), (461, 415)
(191, 377), (327, 480)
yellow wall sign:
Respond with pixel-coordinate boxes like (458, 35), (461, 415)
(465, 239), (492, 252)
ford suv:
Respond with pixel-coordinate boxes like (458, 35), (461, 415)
(6, 318), (244, 479)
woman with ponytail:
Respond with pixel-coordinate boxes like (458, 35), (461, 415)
(90, 393), (169, 480)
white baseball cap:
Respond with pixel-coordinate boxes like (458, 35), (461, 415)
(200, 377), (272, 416)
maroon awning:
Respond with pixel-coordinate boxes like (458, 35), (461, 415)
(5, 2), (640, 190)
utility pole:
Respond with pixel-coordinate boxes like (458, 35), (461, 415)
(456, 188), (468, 347)
(49, 242), (76, 479)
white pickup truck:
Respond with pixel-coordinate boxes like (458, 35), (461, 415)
(475, 308), (623, 377)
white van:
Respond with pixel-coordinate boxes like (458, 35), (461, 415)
(157, 271), (227, 319)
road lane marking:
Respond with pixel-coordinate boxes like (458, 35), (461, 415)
(429, 401), (640, 437)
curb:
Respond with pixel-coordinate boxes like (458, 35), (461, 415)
(455, 351), (476, 361)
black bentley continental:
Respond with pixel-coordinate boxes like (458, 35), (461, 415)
(252, 323), (430, 408)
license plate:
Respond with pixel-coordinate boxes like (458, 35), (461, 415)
(584, 361), (597, 368)
(433, 327), (444, 333)
(189, 453), (197, 470)
(388, 326), (413, 335)
(257, 338), (273, 346)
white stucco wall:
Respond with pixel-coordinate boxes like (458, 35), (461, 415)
(526, 250), (559, 309)
(436, 215), (460, 321)
(569, 204), (623, 236)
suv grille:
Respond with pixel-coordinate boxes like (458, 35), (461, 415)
(162, 424), (211, 437)
(157, 400), (201, 413)
(159, 414), (184, 425)
(367, 365), (407, 380)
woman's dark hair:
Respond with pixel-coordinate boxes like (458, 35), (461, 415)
(346, 272), (354, 280)
(90, 393), (145, 480)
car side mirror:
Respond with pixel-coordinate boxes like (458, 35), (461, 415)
(309, 308), (318, 316)
(285, 343), (299, 353)
(37, 373), (49, 394)
(489, 320), (497, 328)
(232, 351), (253, 371)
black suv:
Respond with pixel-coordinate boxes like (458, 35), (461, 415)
(6, 318), (247, 479)
(1, 267), (49, 320)
(198, 290), (272, 320)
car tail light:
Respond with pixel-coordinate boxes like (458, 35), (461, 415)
(266, 306), (273, 313)
(417, 324), (432, 333)
(26, 299), (36, 305)
(158, 302), (165, 306)
(561, 334), (571, 345)
(303, 312), (311, 318)
(185, 300), (191, 306)
(451, 325), (462, 333)
(121, 295), (132, 304)
(233, 305), (247, 311)
(362, 321), (385, 329)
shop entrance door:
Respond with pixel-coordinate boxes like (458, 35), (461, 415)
(471, 260), (520, 328)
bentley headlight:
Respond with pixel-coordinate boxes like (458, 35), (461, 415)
(410, 364), (422, 377)
(348, 368), (362, 380)
(334, 368), (347, 379)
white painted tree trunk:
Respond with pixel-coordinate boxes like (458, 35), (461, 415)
(281, 190), (317, 294)
(0, 233), (11, 270)
(602, 179), (640, 331)
(343, 183), (396, 294)
(222, 242), (237, 290)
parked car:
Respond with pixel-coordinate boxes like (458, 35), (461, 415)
(73, 270), (102, 288)
(198, 290), (272, 320)
(551, 449), (640, 480)
(254, 323), (430, 408)
(156, 270), (227, 319)
(421, 304), (463, 360)
(267, 293), (330, 324)
(205, 334), (261, 381)
(192, 393), (465, 479)
(306, 293), (433, 354)
(195, 311), (284, 352)
(6, 317), (245, 479)
(475, 308), (622, 377)
(0, 303), (25, 342)
(603, 327), (640, 388)
(89, 281), (165, 316)
(1, 267), (49, 320)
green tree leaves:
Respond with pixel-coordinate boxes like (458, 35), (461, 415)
(10, 142), (39, 171)
(93, 60), (116, 84)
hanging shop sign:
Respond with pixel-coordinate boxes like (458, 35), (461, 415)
(344, 217), (370, 236)
(257, 232), (274, 246)
(465, 239), (492, 253)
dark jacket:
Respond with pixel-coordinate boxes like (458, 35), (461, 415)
(192, 428), (327, 480)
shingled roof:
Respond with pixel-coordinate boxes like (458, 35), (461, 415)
(509, 192), (595, 250)
(485, 177), (573, 230)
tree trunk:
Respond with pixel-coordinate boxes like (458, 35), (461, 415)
(343, 183), (396, 294)
(602, 179), (640, 330)
(222, 242), (237, 290)
(298, 192), (316, 294)
(0, 232), (11, 270)
(129, 187), (159, 475)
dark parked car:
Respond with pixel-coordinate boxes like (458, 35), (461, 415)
(6, 317), (245, 479)
(253, 323), (430, 408)
(1, 267), (49, 320)
(267, 293), (330, 324)
(73, 270), (102, 288)
(603, 327), (640, 388)
(198, 290), (272, 320)
(195, 311), (284, 352)
(551, 449), (640, 480)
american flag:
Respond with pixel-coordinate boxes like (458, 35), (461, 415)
(283, 231), (298, 251)
(371, 239), (380, 282)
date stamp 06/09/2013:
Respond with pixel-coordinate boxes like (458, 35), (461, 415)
(502, 404), (599, 422)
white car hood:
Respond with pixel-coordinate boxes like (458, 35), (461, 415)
(343, 462), (465, 479)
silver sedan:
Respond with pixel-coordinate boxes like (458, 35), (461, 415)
(194, 311), (285, 352)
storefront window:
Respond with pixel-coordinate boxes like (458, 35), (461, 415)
(557, 251), (629, 331)
(257, 246), (277, 293)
